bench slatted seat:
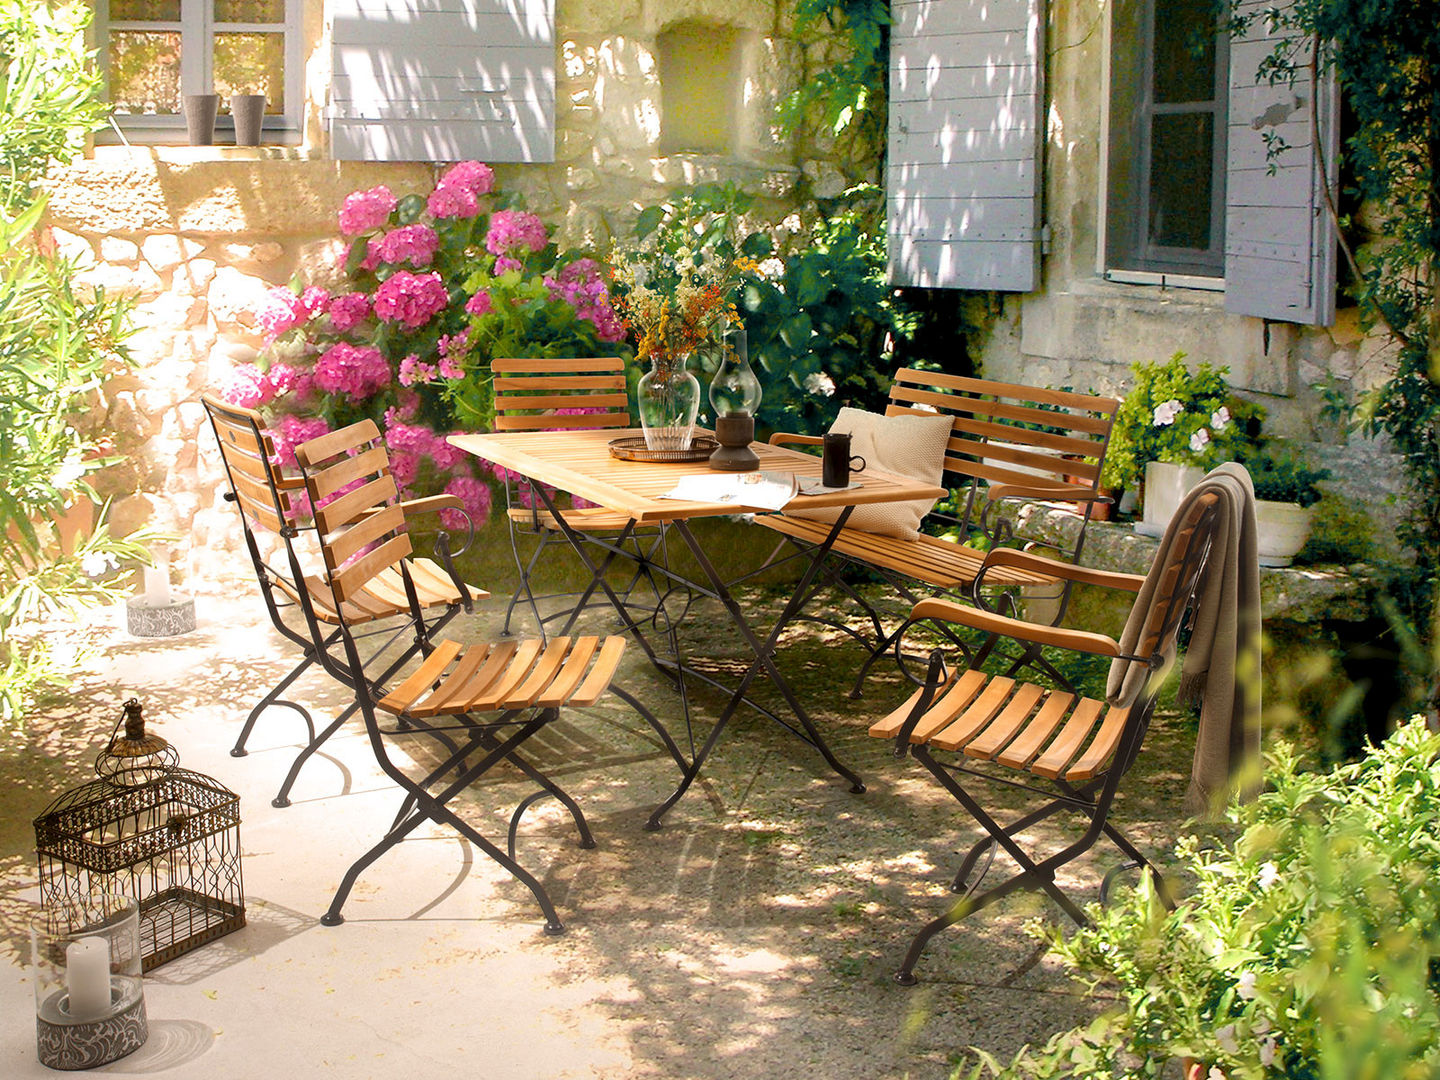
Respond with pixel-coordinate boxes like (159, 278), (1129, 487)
(755, 370), (1120, 688)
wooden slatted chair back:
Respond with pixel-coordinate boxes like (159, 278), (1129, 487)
(201, 394), (297, 536)
(885, 368), (1119, 497)
(1131, 490), (1222, 666)
(491, 357), (631, 432)
(293, 420), (414, 607)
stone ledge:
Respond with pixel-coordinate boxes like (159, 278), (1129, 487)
(1016, 503), (1375, 624)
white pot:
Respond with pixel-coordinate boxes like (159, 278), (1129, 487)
(1255, 499), (1313, 567)
(1136, 461), (1205, 537)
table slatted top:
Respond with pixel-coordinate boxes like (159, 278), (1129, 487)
(448, 428), (947, 523)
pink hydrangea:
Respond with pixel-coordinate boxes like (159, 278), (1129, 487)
(221, 363), (270, 408)
(427, 184), (479, 219)
(493, 256), (524, 276)
(438, 355), (464, 380)
(388, 448), (421, 490)
(377, 223), (440, 268)
(338, 185), (397, 235)
(398, 354), (438, 386)
(272, 414), (331, 468)
(373, 270), (449, 330)
(263, 362), (304, 398)
(256, 286), (323, 340)
(547, 259), (626, 342)
(485, 209), (547, 256)
(441, 474), (492, 530)
(439, 160), (495, 196)
(360, 237), (382, 272)
(326, 291), (372, 333)
(313, 342), (392, 399)
(464, 290), (493, 317)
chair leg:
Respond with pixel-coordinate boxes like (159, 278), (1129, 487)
(270, 702), (357, 808)
(231, 649), (318, 757)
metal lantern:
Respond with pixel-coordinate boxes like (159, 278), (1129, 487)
(34, 700), (245, 971)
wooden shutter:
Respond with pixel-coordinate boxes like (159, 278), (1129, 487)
(1223, 4), (1338, 325)
(887, 0), (1045, 291)
(328, 0), (555, 163)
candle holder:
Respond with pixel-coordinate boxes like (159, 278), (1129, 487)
(707, 326), (762, 472)
(125, 549), (195, 637)
(29, 893), (147, 1070)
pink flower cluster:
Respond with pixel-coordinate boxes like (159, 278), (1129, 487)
(338, 185), (398, 235)
(271, 414), (331, 468)
(485, 210), (547, 257)
(313, 342), (391, 399)
(374, 270), (449, 330)
(326, 292), (371, 333)
(398, 353), (461, 386)
(441, 474), (492, 531)
(465, 290), (493, 317)
(546, 259), (626, 342)
(257, 286), (327, 341)
(426, 160), (495, 220)
(376, 224), (440, 268)
(221, 362), (312, 409)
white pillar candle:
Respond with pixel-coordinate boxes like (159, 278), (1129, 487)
(142, 561), (171, 606)
(65, 935), (111, 1020)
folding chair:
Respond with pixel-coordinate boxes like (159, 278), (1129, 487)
(870, 487), (1224, 984)
(202, 394), (478, 807)
(491, 357), (668, 636)
(293, 418), (640, 934)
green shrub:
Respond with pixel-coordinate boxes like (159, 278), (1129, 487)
(958, 718), (1440, 1079)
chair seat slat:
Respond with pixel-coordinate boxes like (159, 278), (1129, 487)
(567, 635), (626, 707)
(468, 639), (544, 710)
(1029, 698), (1107, 779)
(928, 675), (1019, 751)
(1064, 706), (1132, 781)
(994, 692), (1076, 769)
(536, 636), (600, 708)
(502, 637), (575, 708)
(958, 682), (1047, 758)
(377, 640), (463, 713)
(907, 670), (989, 743)
(404, 644), (495, 717)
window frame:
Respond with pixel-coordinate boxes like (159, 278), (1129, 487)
(94, 0), (303, 144)
(1100, 0), (1229, 283)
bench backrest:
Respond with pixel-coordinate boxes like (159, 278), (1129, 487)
(885, 369), (1119, 536)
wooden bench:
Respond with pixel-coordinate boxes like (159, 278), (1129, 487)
(755, 369), (1120, 685)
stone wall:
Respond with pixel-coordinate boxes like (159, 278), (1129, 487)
(40, 0), (871, 570)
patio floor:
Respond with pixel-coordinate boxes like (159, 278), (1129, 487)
(0, 553), (1202, 1079)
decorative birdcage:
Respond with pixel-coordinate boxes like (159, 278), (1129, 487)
(34, 700), (245, 971)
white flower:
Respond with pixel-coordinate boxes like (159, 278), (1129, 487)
(52, 453), (87, 492)
(1215, 1024), (1239, 1054)
(803, 371), (836, 397)
(1259, 1037), (1277, 1066)
(1210, 406), (1231, 431)
(1209, 1068), (1226, 1080)
(1257, 861), (1278, 889)
(757, 257), (785, 280)
(81, 551), (116, 578)
(780, 213), (803, 233)
(1152, 399), (1182, 426)
(1189, 427), (1211, 453)
(1236, 969), (1258, 999)
(1252, 1015), (1271, 1035)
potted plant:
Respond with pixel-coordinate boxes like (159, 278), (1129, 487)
(1101, 353), (1264, 535)
(1243, 441), (1331, 566)
(958, 718), (1440, 1080)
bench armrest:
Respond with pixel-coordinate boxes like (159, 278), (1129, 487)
(975, 547), (1147, 594)
(910, 597), (1123, 657)
(768, 431), (822, 448)
(986, 482), (1109, 505)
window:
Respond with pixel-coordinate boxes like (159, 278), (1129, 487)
(1104, 0), (1228, 281)
(96, 1), (301, 142)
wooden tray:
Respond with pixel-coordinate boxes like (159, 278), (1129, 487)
(608, 436), (718, 463)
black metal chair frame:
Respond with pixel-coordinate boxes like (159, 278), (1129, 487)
(202, 396), (475, 807)
(884, 495), (1221, 985)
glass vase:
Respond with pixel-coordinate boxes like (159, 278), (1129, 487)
(637, 353), (701, 451)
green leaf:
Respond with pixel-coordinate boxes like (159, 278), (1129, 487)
(634, 206), (665, 241)
(395, 193), (426, 225)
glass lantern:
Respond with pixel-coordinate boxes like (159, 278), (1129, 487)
(707, 326), (762, 471)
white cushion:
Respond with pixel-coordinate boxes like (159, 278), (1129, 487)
(786, 407), (953, 540)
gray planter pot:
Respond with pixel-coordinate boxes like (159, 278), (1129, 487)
(184, 93), (220, 145)
(230, 93), (266, 145)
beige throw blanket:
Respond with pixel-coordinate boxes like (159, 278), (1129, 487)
(1105, 463), (1262, 816)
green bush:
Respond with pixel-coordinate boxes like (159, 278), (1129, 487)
(958, 718), (1440, 1079)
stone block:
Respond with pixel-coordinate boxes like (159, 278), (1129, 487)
(293, 239), (349, 287)
(108, 493), (158, 536)
(173, 257), (217, 296)
(208, 266), (271, 332)
(50, 229), (98, 269)
(135, 292), (206, 331)
(141, 234), (202, 273)
(565, 0), (642, 34)
(75, 261), (163, 300)
(641, 0), (774, 34)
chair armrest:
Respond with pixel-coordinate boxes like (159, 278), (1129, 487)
(975, 547), (1147, 594)
(909, 597), (1122, 657)
(768, 432), (822, 448)
(397, 494), (464, 518)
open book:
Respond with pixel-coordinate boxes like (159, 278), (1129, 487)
(657, 471), (860, 511)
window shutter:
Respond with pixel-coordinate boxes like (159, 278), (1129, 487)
(328, 0), (555, 163)
(887, 0), (1045, 291)
(1223, 5), (1338, 325)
